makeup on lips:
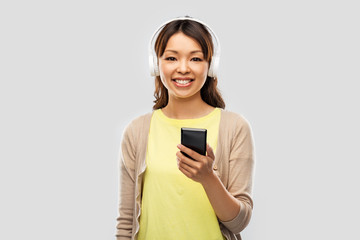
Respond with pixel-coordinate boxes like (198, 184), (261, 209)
(172, 77), (194, 87)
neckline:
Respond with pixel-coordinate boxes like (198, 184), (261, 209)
(157, 107), (219, 123)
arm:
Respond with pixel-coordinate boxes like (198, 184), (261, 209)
(176, 116), (255, 234)
(200, 167), (241, 222)
(219, 117), (255, 233)
(115, 124), (136, 240)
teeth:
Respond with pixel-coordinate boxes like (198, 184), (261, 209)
(174, 79), (191, 84)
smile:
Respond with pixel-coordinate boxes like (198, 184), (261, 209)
(172, 79), (194, 87)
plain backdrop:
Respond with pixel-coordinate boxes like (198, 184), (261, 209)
(1, 0), (359, 239)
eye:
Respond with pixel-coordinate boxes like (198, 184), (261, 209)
(165, 57), (176, 61)
(191, 57), (203, 62)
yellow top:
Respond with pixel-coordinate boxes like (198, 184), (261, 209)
(138, 107), (225, 240)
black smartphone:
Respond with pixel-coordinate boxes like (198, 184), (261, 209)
(181, 127), (207, 160)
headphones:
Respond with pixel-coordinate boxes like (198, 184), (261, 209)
(148, 16), (221, 78)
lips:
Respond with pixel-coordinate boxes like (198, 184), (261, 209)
(172, 78), (193, 87)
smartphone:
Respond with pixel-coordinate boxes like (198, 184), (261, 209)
(181, 127), (207, 160)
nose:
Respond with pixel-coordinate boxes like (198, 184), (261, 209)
(177, 59), (190, 74)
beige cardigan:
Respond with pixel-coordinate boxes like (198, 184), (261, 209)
(116, 109), (255, 240)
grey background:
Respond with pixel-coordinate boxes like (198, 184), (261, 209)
(1, 0), (359, 239)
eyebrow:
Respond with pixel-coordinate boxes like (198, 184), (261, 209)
(164, 50), (203, 54)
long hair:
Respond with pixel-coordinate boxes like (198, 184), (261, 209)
(152, 18), (225, 110)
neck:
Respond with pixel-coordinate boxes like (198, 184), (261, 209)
(161, 92), (215, 119)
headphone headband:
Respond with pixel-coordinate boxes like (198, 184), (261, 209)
(148, 16), (221, 78)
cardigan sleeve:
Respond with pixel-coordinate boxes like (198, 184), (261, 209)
(115, 122), (137, 240)
(219, 115), (255, 234)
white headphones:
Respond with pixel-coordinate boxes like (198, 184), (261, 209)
(148, 16), (221, 78)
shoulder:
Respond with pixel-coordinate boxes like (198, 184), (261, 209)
(127, 111), (153, 128)
(220, 109), (252, 130)
(121, 111), (153, 141)
(221, 109), (255, 159)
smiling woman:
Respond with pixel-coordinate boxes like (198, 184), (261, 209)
(152, 17), (225, 118)
(116, 16), (256, 240)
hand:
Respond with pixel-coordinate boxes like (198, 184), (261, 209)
(176, 143), (216, 184)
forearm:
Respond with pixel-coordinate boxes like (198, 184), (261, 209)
(201, 172), (240, 222)
(116, 160), (134, 239)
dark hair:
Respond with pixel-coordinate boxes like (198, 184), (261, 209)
(152, 18), (225, 110)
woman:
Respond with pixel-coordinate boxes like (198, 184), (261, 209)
(116, 16), (255, 240)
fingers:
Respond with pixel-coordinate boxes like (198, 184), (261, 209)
(177, 157), (194, 177)
(176, 152), (199, 169)
(176, 143), (216, 182)
(177, 144), (203, 162)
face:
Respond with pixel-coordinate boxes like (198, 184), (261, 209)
(158, 32), (209, 100)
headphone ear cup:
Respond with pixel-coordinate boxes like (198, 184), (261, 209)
(154, 56), (160, 76)
(208, 56), (219, 78)
(149, 53), (160, 77)
(208, 61), (214, 77)
(149, 55), (155, 76)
